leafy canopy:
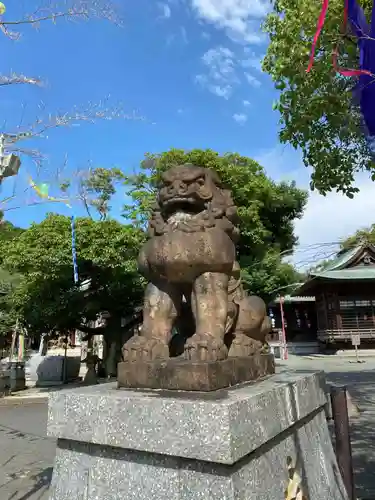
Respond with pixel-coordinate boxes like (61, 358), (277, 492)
(0, 218), (24, 336)
(124, 148), (307, 301)
(263, 0), (374, 197)
(0, 149), (307, 334)
(341, 224), (375, 249)
(2, 214), (145, 334)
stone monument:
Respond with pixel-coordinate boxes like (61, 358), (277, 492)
(119, 164), (275, 390)
(28, 333), (80, 387)
(47, 165), (349, 500)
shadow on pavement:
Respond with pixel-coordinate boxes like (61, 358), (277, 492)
(0, 404), (55, 500)
(287, 366), (375, 499)
(5, 467), (53, 500)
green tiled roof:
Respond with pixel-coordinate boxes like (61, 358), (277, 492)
(293, 243), (375, 295)
(312, 268), (375, 280)
(322, 245), (362, 271)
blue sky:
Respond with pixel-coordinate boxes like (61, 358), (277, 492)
(1, 0), (374, 269)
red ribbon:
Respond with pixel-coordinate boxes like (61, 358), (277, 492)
(306, 0), (330, 73)
(307, 0), (373, 77)
(332, 46), (373, 76)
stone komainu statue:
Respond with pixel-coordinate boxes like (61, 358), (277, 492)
(123, 164), (271, 363)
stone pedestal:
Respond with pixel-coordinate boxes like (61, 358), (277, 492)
(47, 371), (349, 500)
(118, 353), (275, 391)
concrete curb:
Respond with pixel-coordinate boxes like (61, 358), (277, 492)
(346, 391), (361, 417)
(0, 379), (112, 406)
(0, 395), (48, 406)
(303, 354), (375, 360)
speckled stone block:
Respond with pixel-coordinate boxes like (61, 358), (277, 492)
(47, 371), (349, 500)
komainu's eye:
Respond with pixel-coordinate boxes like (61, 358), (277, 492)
(196, 177), (205, 186)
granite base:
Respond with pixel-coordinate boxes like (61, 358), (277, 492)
(47, 372), (349, 500)
(117, 352), (275, 391)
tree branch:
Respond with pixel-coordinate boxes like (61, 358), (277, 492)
(0, 1), (124, 40)
(0, 100), (145, 168)
(0, 73), (42, 87)
(78, 311), (142, 339)
(78, 324), (106, 335)
(6, 100), (145, 144)
(1, 199), (70, 212)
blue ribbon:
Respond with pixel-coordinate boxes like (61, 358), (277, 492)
(71, 216), (79, 284)
(347, 0), (375, 145)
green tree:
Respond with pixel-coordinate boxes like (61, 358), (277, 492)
(0, 216), (24, 337)
(76, 167), (125, 220)
(0, 216), (24, 262)
(124, 148), (307, 303)
(2, 214), (145, 346)
(341, 225), (375, 249)
(263, 0), (374, 197)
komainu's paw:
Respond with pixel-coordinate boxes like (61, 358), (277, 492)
(122, 336), (169, 362)
(184, 333), (228, 362)
(228, 333), (261, 358)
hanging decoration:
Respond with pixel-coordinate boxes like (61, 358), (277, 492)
(71, 215), (79, 284)
(28, 177), (72, 207)
(306, 0), (375, 153)
(28, 176), (78, 284)
(18, 329), (25, 362)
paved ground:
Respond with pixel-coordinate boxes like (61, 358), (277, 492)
(279, 355), (375, 499)
(0, 355), (374, 499)
(0, 402), (55, 500)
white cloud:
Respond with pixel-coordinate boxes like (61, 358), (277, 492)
(195, 46), (238, 99)
(158, 2), (172, 18)
(190, 0), (270, 43)
(243, 99), (251, 107)
(233, 112), (248, 124)
(201, 46), (235, 72)
(245, 72), (260, 87)
(241, 50), (263, 71)
(255, 145), (375, 270)
(195, 45), (264, 99)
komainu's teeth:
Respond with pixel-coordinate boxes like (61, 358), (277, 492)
(167, 212), (193, 224)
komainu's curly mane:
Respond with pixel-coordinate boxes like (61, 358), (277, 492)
(148, 163), (240, 241)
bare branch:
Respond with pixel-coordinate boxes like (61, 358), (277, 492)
(0, 73), (42, 87)
(0, 0), (123, 39)
(1, 199), (68, 212)
(75, 162), (95, 218)
(4, 99), (145, 146)
(7, 145), (46, 170)
(0, 99), (145, 178)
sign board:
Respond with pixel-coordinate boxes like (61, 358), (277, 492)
(351, 334), (361, 347)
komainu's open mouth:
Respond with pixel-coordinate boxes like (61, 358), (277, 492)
(162, 198), (206, 217)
